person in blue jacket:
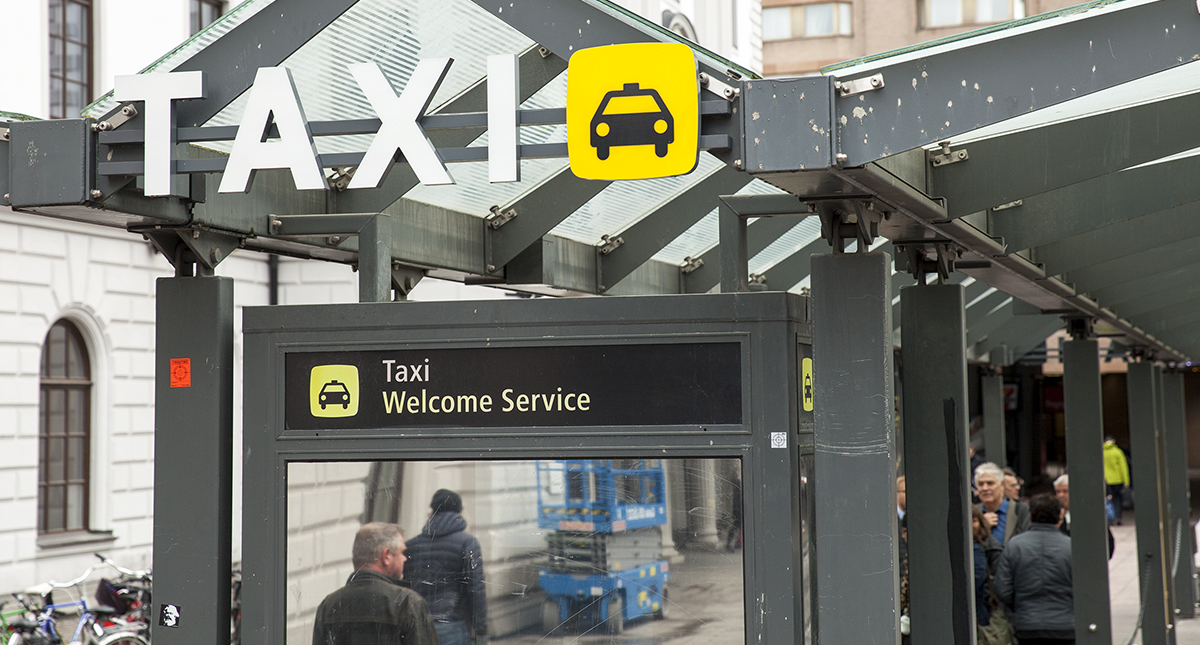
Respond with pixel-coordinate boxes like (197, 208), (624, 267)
(403, 489), (487, 645)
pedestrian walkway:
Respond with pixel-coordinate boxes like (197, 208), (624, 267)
(1109, 512), (1200, 644)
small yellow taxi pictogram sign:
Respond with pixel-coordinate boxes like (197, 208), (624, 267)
(310, 364), (359, 418)
(567, 43), (700, 180)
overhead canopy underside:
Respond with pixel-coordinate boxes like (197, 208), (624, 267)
(3, 0), (1199, 364)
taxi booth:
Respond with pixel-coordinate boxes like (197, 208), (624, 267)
(240, 292), (815, 644)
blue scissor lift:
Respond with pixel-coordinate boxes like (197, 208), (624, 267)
(536, 460), (670, 635)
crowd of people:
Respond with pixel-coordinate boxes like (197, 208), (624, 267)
(899, 438), (1131, 645)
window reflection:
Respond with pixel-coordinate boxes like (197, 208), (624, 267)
(288, 459), (745, 644)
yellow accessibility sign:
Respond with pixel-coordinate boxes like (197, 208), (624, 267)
(802, 357), (814, 412)
(566, 43), (700, 180)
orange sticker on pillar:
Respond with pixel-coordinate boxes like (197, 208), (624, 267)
(170, 358), (191, 388)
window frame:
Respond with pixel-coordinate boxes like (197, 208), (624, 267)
(191, 0), (227, 35)
(762, 2), (854, 41)
(38, 320), (93, 535)
(48, 0), (93, 119)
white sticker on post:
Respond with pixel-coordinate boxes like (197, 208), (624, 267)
(770, 432), (787, 449)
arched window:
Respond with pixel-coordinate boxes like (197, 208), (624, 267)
(38, 320), (92, 534)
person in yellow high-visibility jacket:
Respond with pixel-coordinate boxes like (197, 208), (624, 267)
(1104, 436), (1131, 524)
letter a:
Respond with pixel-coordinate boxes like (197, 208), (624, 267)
(219, 67), (327, 193)
(347, 59), (454, 188)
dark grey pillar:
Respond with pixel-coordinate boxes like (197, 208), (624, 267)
(1162, 370), (1196, 618)
(358, 214), (391, 302)
(900, 283), (974, 644)
(1128, 362), (1177, 645)
(718, 200), (748, 293)
(981, 373), (1006, 468)
(1061, 339), (1113, 644)
(811, 252), (898, 644)
(152, 276), (234, 645)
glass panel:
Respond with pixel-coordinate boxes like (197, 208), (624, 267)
(47, 438), (66, 482)
(49, 38), (63, 76)
(653, 178), (788, 264)
(48, 390), (66, 435)
(203, 2), (223, 28)
(38, 487), (47, 531)
(66, 42), (86, 82)
(68, 390), (86, 435)
(48, 324), (66, 377)
(67, 484), (85, 530)
(67, 331), (86, 378)
(66, 1), (86, 42)
(49, 0), (63, 36)
(50, 78), (64, 119)
(799, 453), (814, 644)
(68, 437), (86, 481)
(761, 7), (791, 41)
(46, 486), (65, 531)
(288, 459), (744, 645)
(838, 3), (852, 35)
(975, 0), (1008, 23)
(804, 4), (835, 37)
(926, 0), (963, 27)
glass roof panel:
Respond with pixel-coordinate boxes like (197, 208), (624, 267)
(548, 153), (725, 244)
(750, 215), (823, 274)
(653, 179), (788, 263)
(84, 0), (276, 118)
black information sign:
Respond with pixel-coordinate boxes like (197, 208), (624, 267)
(284, 342), (741, 430)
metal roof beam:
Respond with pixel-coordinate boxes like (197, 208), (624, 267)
(683, 208), (810, 294)
(965, 288), (1009, 328)
(834, 0), (1200, 167)
(1034, 202), (1200, 276)
(1132, 297), (1200, 335)
(598, 167), (752, 292)
(930, 92), (1200, 219)
(485, 171), (609, 272)
(1085, 258), (1200, 309)
(1061, 235), (1200, 293)
(986, 154), (1200, 252)
(972, 314), (1065, 363)
(1116, 282), (1200, 319)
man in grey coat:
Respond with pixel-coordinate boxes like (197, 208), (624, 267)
(994, 493), (1074, 644)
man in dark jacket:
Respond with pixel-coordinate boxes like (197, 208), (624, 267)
(403, 489), (487, 645)
(313, 522), (438, 645)
(994, 494), (1074, 644)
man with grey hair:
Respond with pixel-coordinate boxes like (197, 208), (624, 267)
(975, 462), (1030, 546)
(313, 522), (438, 645)
(1054, 474), (1115, 559)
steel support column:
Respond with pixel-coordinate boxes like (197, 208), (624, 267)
(900, 283), (974, 644)
(152, 276), (234, 645)
(718, 199), (749, 293)
(981, 373), (1006, 467)
(1128, 362), (1177, 645)
(358, 214), (391, 302)
(811, 252), (898, 644)
(1162, 370), (1197, 618)
(1061, 338), (1113, 644)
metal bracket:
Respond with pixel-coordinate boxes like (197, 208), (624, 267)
(390, 262), (426, 301)
(0, 126), (8, 142)
(699, 72), (740, 102)
(487, 205), (517, 230)
(141, 226), (242, 275)
(928, 140), (968, 167)
(747, 273), (767, 291)
(92, 104), (139, 132)
(598, 234), (625, 255)
(817, 201), (881, 254)
(681, 256), (704, 274)
(329, 167), (355, 192)
(834, 73), (884, 97)
(1065, 316), (1095, 340)
(896, 241), (958, 284)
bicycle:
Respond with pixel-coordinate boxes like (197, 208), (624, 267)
(11, 559), (148, 645)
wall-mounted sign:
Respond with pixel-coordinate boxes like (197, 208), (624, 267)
(284, 342), (741, 430)
(567, 43), (700, 180)
(113, 44), (702, 197)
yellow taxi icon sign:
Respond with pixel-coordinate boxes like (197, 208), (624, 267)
(310, 365), (359, 418)
(567, 43), (699, 180)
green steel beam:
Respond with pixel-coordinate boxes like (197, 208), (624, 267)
(1058, 235), (1200, 293)
(930, 87), (1200, 220)
(599, 166), (751, 291)
(965, 289), (1009, 328)
(1087, 258), (1200, 309)
(1035, 203), (1200, 277)
(974, 314), (1065, 362)
(683, 211), (810, 294)
(486, 170), (609, 271)
(988, 154), (1200, 252)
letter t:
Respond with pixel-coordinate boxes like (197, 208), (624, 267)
(114, 71), (206, 197)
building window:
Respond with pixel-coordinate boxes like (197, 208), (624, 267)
(763, 3), (852, 41)
(38, 320), (92, 534)
(921, 0), (1025, 28)
(48, 0), (92, 119)
(191, 0), (227, 35)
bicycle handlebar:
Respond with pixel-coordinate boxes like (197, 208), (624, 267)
(94, 553), (150, 579)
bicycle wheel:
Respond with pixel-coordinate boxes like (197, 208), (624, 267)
(95, 632), (148, 645)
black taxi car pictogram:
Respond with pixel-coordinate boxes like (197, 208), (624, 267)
(318, 380), (351, 409)
(590, 83), (674, 160)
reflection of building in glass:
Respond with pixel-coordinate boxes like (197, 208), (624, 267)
(286, 460), (744, 645)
